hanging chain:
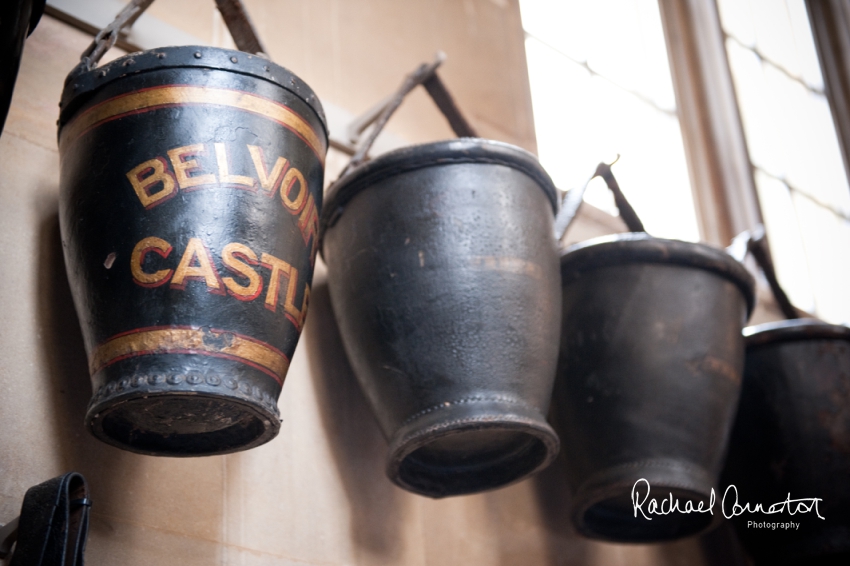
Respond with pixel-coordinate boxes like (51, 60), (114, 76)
(78, 0), (266, 71)
(80, 0), (155, 70)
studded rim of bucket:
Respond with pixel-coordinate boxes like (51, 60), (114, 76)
(320, 138), (559, 247)
(87, 388), (281, 457)
(559, 232), (756, 316)
(58, 45), (327, 140)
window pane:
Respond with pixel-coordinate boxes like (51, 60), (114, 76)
(521, 0), (698, 242)
(720, 0), (850, 323)
(754, 170), (815, 313)
(793, 192), (850, 323)
(749, 0), (801, 77)
(717, 0), (757, 46)
(519, 0), (675, 109)
(786, 0), (824, 90)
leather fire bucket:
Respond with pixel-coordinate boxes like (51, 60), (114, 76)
(552, 232), (755, 542)
(321, 138), (562, 497)
(723, 320), (850, 565)
(57, 4), (327, 456)
(719, 228), (850, 565)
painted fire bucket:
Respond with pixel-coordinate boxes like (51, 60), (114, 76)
(552, 232), (755, 541)
(58, 40), (327, 455)
(722, 319), (850, 565)
(320, 138), (562, 497)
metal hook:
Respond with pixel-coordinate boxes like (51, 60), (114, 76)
(338, 51), (477, 179)
(79, 0), (266, 72)
(727, 225), (800, 320)
(554, 154), (645, 241)
(79, 0), (155, 70)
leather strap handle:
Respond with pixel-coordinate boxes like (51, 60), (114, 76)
(554, 156), (646, 242)
(6, 472), (91, 566)
(339, 52), (478, 178)
(727, 225), (800, 320)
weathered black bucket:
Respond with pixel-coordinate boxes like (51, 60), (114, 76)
(320, 138), (562, 497)
(552, 232), (755, 541)
(58, 27), (327, 454)
(722, 319), (850, 565)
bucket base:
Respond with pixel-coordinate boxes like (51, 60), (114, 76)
(86, 354), (282, 456)
(572, 458), (721, 542)
(386, 398), (559, 498)
(88, 392), (279, 457)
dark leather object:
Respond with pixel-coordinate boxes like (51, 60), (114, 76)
(723, 319), (850, 566)
(0, 0), (46, 136)
(58, 46), (327, 456)
(9, 472), (91, 566)
(552, 233), (755, 542)
(322, 138), (561, 498)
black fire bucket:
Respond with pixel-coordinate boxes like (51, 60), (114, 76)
(552, 233), (755, 541)
(58, 45), (327, 456)
(320, 139), (562, 497)
(723, 319), (850, 565)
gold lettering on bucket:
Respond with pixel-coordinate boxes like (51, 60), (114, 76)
(222, 243), (263, 301)
(126, 158), (177, 208)
(131, 237), (174, 287)
(126, 142), (320, 265)
(129, 235), (311, 332)
(168, 144), (217, 189)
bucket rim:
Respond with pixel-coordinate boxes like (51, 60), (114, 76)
(571, 458), (723, 542)
(320, 138), (559, 236)
(744, 318), (850, 348)
(559, 232), (756, 316)
(385, 396), (560, 498)
(86, 389), (281, 457)
(58, 45), (327, 137)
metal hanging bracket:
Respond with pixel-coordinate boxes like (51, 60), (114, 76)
(339, 52), (478, 178)
(213, 0), (266, 56)
(554, 155), (646, 242)
(79, 0), (155, 70)
(79, 0), (266, 72)
(727, 225), (801, 320)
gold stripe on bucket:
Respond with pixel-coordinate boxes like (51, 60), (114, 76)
(62, 85), (326, 163)
(90, 326), (289, 384)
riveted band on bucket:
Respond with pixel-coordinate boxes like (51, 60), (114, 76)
(90, 326), (290, 384)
